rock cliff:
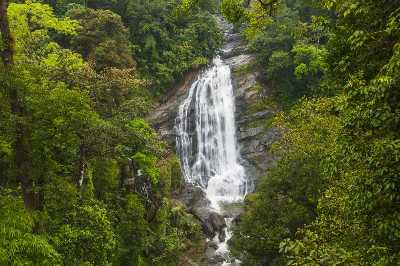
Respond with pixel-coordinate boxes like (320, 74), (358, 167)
(148, 18), (278, 187)
(147, 17), (281, 266)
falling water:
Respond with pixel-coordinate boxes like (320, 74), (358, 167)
(176, 56), (248, 209)
(176, 56), (248, 264)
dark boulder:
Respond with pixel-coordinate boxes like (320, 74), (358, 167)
(191, 208), (226, 237)
(178, 184), (210, 209)
(209, 212), (227, 233)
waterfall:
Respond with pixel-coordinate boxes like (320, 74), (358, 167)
(176, 57), (248, 210)
(176, 56), (247, 264)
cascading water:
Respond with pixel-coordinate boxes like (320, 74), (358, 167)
(176, 56), (248, 264)
(176, 57), (248, 209)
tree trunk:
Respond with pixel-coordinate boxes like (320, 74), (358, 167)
(0, 0), (14, 66)
(1, 0), (36, 209)
(78, 142), (86, 187)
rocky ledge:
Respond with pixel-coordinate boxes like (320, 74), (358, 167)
(147, 18), (279, 185)
(219, 18), (280, 185)
(178, 184), (226, 239)
(148, 17), (280, 266)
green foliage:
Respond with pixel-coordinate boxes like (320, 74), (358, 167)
(221, 0), (247, 23)
(231, 98), (340, 265)
(1, 1), (217, 265)
(74, 67), (151, 119)
(222, 0), (327, 107)
(0, 190), (61, 265)
(167, 156), (184, 192)
(67, 7), (135, 71)
(229, 0), (400, 265)
(171, 204), (203, 241)
(266, 50), (291, 77)
(127, 118), (165, 155)
(233, 1), (327, 107)
(179, 0), (221, 15)
(92, 158), (120, 199)
(43, 177), (79, 228)
(44, 0), (223, 94)
(115, 194), (149, 265)
(31, 84), (100, 158)
(115, 0), (223, 93)
(279, 1), (400, 264)
(0, 91), (12, 180)
(52, 203), (116, 266)
(7, 2), (77, 58)
(115, 192), (200, 266)
(292, 43), (326, 79)
(132, 152), (160, 185)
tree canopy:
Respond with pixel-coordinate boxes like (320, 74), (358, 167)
(1, 0), (399, 265)
(0, 0), (219, 264)
(226, 0), (400, 265)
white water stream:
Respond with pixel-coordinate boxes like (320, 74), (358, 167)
(176, 57), (248, 264)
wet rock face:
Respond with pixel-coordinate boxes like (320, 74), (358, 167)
(149, 18), (280, 264)
(192, 208), (227, 238)
(222, 36), (279, 186)
(178, 184), (227, 238)
(147, 17), (278, 188)
(146, 70), (200, 146)
(209, 212), (227, 236)
(179, 183), (210, 209)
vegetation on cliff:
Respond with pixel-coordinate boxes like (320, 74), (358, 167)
(222, 0), (400, 265)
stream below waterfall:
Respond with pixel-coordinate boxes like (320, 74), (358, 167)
(176, 56), (248, 265)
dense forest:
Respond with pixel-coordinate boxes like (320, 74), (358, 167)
(0, 0), (399, 265)
(0, 0), (222, 265)
(222, 0), (400, 265)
